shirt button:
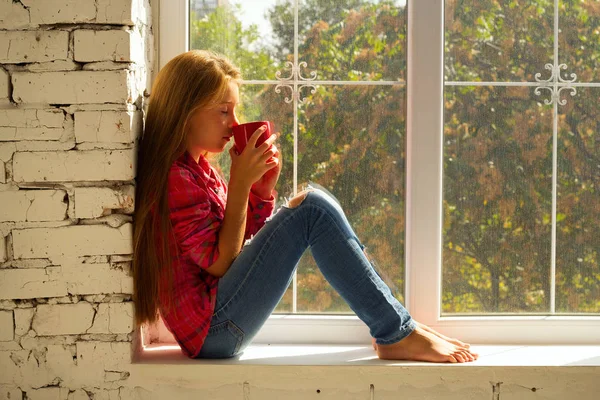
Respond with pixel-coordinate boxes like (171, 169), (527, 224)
(253, 214), (261, 220)
(257, 203), (264, 210)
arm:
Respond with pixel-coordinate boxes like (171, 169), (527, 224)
(207, 180), (251, 278)
(244, 187), (277, 241)
(168, 169), (250, 279)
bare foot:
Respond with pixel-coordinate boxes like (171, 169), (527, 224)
(374, 326), (477, 363)
(415, 321), (471, 349)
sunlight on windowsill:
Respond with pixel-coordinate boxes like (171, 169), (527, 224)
(136, 343), (600, 367)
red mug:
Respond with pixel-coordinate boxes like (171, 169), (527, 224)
(232, 121), (274, 155)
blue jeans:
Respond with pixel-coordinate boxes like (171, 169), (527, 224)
(195, 185), (416, 358)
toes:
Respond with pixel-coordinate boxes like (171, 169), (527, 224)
(447, 354), (458, 363)
(460, 350), (474, 362)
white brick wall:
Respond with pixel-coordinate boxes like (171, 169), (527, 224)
(75, 111), (141, 144)
(0, 0), (151, 396)
(12, 71), (134, 104)
(0, 235), (6, 262)
(0, 310), (14, 341)
(0, 190), (67, 222)
(0, 0), (30, 30)
(13, 150), (135, 182)
(0, 108), (70, 142)
(23, 0), (97, 25)
(74, 187), (135, 218)
(12, 224), (133, 258)
(0, 262), (133, 300)
(74, 29), (140, 62)
(32, 303), (95, 335)
(0, 67), (9, 103)
(0, 31), (69, 63)
(14, 307), (35, 336)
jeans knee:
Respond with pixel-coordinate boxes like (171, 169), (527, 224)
(287, 188), (314, 208)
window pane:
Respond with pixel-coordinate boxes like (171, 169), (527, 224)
(296, 85), (406, 312)
(297, 0), (407, 82)
(442, 85), (553, 314)
(559, 0), (600, 82)
(557, 88), (600, 314)
(444, 0), (553, 82)
(189, 0), (287, 80)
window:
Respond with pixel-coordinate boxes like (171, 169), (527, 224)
(157, 0), (599, 345)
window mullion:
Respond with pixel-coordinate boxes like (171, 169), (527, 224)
(158, 0), (188, 68)
(405, 0), (445, 324)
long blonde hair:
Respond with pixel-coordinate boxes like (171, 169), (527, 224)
(133, 50), (241, 326)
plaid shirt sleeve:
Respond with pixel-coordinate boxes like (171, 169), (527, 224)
(168, 168), (221, 270)
(244, 188), (277, 241)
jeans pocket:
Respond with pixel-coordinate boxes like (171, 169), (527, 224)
(196, 319), (245, 359)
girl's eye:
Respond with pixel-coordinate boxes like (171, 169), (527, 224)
(221, 110), (228, 115)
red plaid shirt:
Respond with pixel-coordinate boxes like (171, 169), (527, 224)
(158, 150), (276, 358)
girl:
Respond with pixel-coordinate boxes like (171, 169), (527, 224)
(133, 50), (478, 363)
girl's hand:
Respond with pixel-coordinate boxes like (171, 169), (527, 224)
(228, 126), (279, 191)
(251, 132), (282, 199)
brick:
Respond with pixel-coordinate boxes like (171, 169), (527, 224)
(12, 71), (131, 104)
(0, 235), (5, 263)
(76, 341), (131, 380)
(75, 111), (140, 144)
(68, 390), (92, 400)
(88, 302), (133, 334)
(0, 143), (16, 162)
(0, 108), (68, 142)
(0, 190), (67, 222)
(0, 0), (30, 29)
(22, 0), (96, 24)
(0, 387), (22, 400)
(0, 348), (57, 387)
(0, 269), (67, 300)
(0, 263), (131, 300)
(0, 31), (69, 64)
(13, 150), (134, 182)
(0, 310), (13, 341)
(0, 68), (9, 104)
(12, 224), (132, 258)
(91, 390), (120, 400)
(14, 307), (35, 336)
(0, 129), (65, 141)
(96, 0), (148, 25)
(45, 263), (133, 295)
(32, 303), (94, 335)
(74, 187), (135, 219)
(74, 30), (136, 62)
(27, 387), (70, 400)
(0, 162), (4, 183)
(0, 109), (64, 128)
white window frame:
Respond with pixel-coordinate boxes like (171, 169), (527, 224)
(154, 0), (600, 345)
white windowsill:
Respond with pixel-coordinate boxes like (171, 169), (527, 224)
(135, 343), (600, 366)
